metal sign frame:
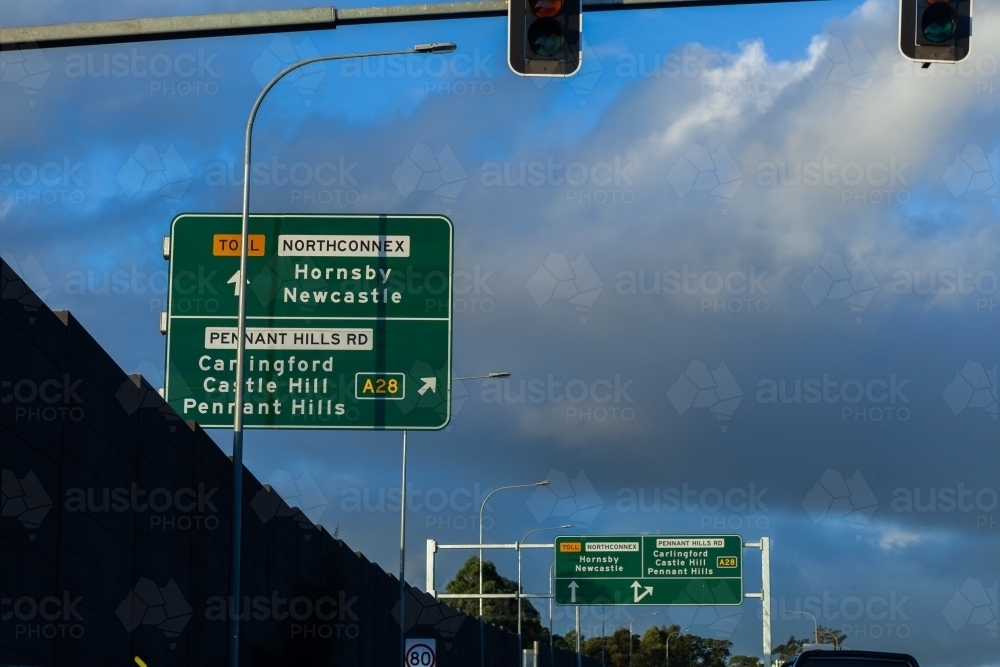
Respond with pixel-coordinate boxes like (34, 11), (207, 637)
(426, 537), (771, 665)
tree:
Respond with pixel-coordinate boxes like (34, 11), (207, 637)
(581, 626), (635, 667)
(772, 636), (805, 663)
(729, 656), (763, 667)
(553, 632), (574, 651)
(773, 626), (847, 663)
(564, 629), (584, 653)
(816, 626), (847, 649)
(668, 630), (732, 667)
(577, 624), (732, 667)
(444, 556), (548, 644)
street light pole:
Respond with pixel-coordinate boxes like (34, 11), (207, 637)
(576, 607), (582, 667)
(601, 606), (606, 666)
(478, 480), (548, 667)
(629, 611), (659, 667)
(549, 562), (555, 667)
(398, 372), (506, 665)
(517, 525), (571, 661)
(666, 629), (683, 667)
(398, 430), (407, 665)
(228, 42), (456, 667)
(784, 610), (819, 645)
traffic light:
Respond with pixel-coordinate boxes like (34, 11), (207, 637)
(899, 0), (971, 63)
(508, 0), (582, 77)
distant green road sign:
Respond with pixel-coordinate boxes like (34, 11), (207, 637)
(554, 535), (743, 605)
(164, 213), (453, 430)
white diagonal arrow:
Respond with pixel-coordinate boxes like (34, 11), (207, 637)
(631, 581), (653, 602)
(568, 581), (579, 604)
(418, 377), (437, 395)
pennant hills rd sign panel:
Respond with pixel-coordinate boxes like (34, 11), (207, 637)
(554, 535), (743, 605)
(164, 213), (453, 430)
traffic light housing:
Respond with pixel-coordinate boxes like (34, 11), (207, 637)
(899, 0), (971, 63)
(508, 0), (582, 77)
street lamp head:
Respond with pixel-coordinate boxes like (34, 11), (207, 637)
(537, 480), (550, 486)
(560, 524), (573, 528)
(414, 42), (458, 53)
(488, 372), (511, 378)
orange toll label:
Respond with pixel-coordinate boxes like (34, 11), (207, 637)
(213, 234), (265, 256)
(559, 542), (582, 553)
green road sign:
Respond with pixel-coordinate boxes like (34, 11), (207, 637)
(164, 213), (453, 430)
(554, 535), (743, 605)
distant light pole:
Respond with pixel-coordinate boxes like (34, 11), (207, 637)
(398, 372), (506, 666)
(576, 607), (582, 667)
(478, 479), (549, 667)
(227, 41), (457, 667)
(666, 629), (685, 667)
(629, 611), (659, 667)
(549, 562), (555, 667)
(821, 630), (840, 650)
(517, 524), (571, 660)
(784, 610), (819, 644)
(601, 606), (607, 666)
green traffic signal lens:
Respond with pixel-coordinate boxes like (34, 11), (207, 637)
(528, 18), (564, 57)
(921, 1), (958, 43)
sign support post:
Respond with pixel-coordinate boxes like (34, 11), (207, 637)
(399, 430), (408, 667)
(575, 607), (581, 667)
(743, 538), (771, 666)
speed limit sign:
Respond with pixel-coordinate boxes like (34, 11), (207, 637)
(404, 638), (436, 667)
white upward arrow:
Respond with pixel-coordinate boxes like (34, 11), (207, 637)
(418, 377), (437, 395)
(631, 581), (653, 602)
(227, 270), (248, 297)
(568, 581), (579, 604)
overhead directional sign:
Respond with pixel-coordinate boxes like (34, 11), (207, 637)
(164, 213), (453, 430)
(554, 535), (743, 605)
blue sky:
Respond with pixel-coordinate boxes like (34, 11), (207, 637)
(2, 0), (999, 664)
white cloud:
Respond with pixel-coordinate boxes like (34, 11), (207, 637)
(657, 40), (816, 148)
(503, 0), (1000, 318)
(877, 526), (927, 549)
